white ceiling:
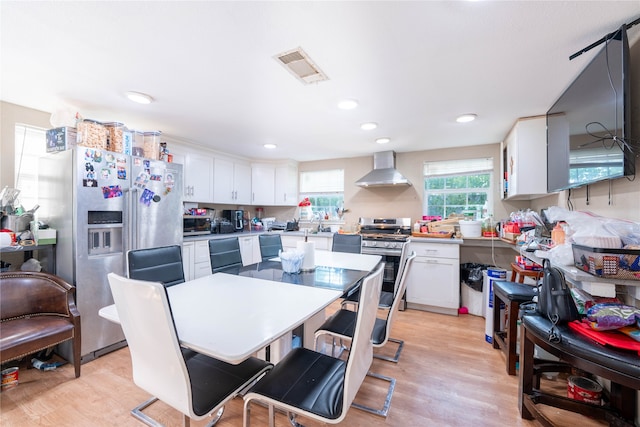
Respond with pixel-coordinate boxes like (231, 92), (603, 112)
(2, 1), (639, 162)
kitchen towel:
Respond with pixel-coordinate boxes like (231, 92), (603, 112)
(296, 241), (315, 271)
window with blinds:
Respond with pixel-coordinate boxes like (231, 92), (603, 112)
(423, 158), (494, 218)
(14, 124), (47, 211)
(299, 169), (345, 220)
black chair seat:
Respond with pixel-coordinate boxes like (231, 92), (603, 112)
(494, 280), (536, 301)
(319, 309), (388, 346)
(247, 347), (346, 420)
(187, 353), (272, 417)
(344, 289), (393, 308)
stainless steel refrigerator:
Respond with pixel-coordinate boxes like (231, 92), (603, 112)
(40, 148), (183, 362)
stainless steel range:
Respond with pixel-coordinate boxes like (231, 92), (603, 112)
(359, 217), (411, 256)
(359, 218), (411, 308)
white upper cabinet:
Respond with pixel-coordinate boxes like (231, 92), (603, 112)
(170, 146), (214, 203)
(275, 163), (298, 206)
(213, 157), (251, 204)
(501, 116), (548, 200)
(251, 164), (276, 206)
(252, 162), (298, 206)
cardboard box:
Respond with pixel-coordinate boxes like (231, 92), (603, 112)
(46, 127), (77, 152)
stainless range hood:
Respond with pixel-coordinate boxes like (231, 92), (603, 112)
(355, 151), (412, 187)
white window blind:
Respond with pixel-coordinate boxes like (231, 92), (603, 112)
(14, 124), (47, 210)
(424, 158), (493, 176)
(299, 169), (344, 192)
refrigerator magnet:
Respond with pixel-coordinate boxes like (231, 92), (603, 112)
(102, 185), (123, 199)
(101, 168), (110, 179)
(134, 171), (149, 189)
(117, 167), (126, 180)
(139, 188), (155, 206)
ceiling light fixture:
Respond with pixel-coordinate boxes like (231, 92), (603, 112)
(264, 143), (277, 149)
(338, 99), (358, 110)
(125, 91), (153, 105)
(360, 122), (378, 131)
(456, 113), (477, 123)
(375, 137), (391, 144)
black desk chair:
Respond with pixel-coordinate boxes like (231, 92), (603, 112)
(107, 273), (272, 427)
(242, 263), (383, 427)
(127, 245), (185, 287)
(331, 233), (362, 254)
(209, 237), (243, 273)
(258, 234), (283, 262)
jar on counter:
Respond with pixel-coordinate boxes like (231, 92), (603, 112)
(76, 119), (107, 150)
(143, 131), (162, 160)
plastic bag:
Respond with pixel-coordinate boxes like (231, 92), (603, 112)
(21, 258), (42, 272)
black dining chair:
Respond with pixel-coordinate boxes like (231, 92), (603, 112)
(209, 237), (243, 273)
(313, 251), (416, 417)
(107, 273), (272, 427)
(127, 245), (185, 287)
(242, 263), (383, 427)
(331, 233), (362, 254)
(258, 234), (283, 262)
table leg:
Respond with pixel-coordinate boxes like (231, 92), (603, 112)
(518, 324), (535, 419)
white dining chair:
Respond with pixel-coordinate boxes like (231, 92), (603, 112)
(107, 273), (272, 427)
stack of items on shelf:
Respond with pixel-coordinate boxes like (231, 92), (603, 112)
(46, 115), (170, 161)
(543, 206), (640, 281)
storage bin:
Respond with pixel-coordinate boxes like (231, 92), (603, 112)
(572, 243), (640, 281)
(459, 220), (482, 238)
(132, 130), (145, 157)
(76, 120), (107, 149)
(103, 122), (126, 153)
(46, 127), (77, 152)
(143, 131), (162, 160)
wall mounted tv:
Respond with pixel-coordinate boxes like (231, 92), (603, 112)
(547, 24), (635, 193)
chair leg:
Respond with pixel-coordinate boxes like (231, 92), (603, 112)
(351, 371), (396, 417)
(132, 396), (224, 427)
(131, 397), (162, 427)
(373, 337), (404, 363)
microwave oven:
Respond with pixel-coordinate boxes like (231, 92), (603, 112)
(183, 215), (212, 236)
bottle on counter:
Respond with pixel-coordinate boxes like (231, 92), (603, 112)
(414, 221), (420, 233)
(551, 223), (565, 245)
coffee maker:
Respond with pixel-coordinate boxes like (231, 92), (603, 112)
(221, 210), (244, 231)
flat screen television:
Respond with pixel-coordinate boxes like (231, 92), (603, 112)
(547, 24), (634, 193)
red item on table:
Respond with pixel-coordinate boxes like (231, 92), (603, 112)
(568, 320), (640, 356)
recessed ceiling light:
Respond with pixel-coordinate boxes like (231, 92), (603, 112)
(125, 91), (153, 104)
(375, 137), (391, 144)
(456, 113), (477, 123)
(360, 122), (378, 131)
(338, 99), (358, 110)
(264, 143), (277, 149)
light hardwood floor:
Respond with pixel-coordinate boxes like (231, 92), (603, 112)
(1, 304), (608, 427)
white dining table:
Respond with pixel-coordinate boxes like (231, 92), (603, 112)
(100, 251), (381, 364)
(99, 273), (344, 364)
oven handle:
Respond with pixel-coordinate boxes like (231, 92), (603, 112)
(361, 248), (402, 257)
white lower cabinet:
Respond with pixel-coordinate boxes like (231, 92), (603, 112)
(182, 241), (194, 281)
(238, 235), (260, 266)
(194, 240), (212, 279)
(183, 240), (212, 281)
(405, 241), (460, 316)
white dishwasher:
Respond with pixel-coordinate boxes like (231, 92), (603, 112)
(405, 240), (460, 316)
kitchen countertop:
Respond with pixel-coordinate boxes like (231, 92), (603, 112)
(183, 230), (336, 242)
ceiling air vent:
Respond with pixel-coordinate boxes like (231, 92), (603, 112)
(274, 47), (329, 84)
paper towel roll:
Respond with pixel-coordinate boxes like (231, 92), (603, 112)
(296, 241), (315, 271)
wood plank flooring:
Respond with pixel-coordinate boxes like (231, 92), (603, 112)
(1, 304), (608, 426)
